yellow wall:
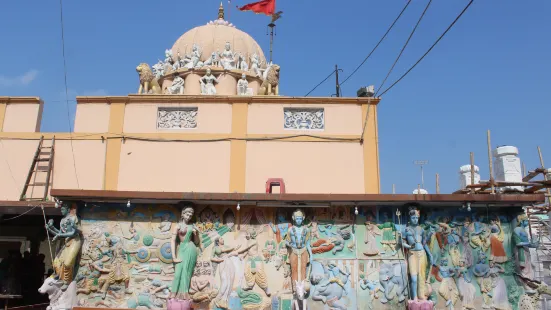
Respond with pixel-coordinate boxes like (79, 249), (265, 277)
(0, 96), (381, 196)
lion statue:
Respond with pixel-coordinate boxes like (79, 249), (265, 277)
(136, 63), (162, 94)
(258, 63), (280, 96)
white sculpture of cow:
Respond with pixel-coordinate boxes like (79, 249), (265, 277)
(38, 276), (77, 310)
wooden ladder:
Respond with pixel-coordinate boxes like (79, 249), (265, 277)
(19, 136), (55, 201)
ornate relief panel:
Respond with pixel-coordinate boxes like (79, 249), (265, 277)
(157, 107), (198, 129)
(283, 108), (324, 130)
(67, 203), (528, 310)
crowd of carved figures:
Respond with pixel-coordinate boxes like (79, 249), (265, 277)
(39, 202), (549, 310)
(136, 43), (280, 96)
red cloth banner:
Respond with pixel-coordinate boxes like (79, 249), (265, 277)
(238, 0), (275, 16)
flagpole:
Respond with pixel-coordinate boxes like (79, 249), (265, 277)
(267, 22), (275, 63)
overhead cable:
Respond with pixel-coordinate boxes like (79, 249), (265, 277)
(58, 0), (80, 188)
(305, 69), (337, 97)
(375, 0), (433, 97)
(377, 0), (475, 97)
(340, 0), (412, 86)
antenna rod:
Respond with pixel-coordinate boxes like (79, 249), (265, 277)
(335, 64), (341, 97)
(470, 152), (475, 194)
(537, 146), (551, 197)
(487, 130), (495, 194)
(436, 173), (440, 194)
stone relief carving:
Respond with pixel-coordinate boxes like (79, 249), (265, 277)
(284, 108), (325, 130)
(67, 202), (532, 310)
(157, 108), (198, 129)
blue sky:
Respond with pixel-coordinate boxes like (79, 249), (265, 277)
(1, 0), (550, 194)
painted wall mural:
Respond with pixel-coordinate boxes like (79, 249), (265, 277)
(43, 202), (538, 310)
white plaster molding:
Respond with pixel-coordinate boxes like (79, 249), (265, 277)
(157, 107), (198, 129)
(283, 108), (325, 130)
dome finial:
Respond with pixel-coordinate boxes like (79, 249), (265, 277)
(218, 2), (225, 20)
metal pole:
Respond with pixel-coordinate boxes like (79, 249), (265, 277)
(267, 23), (275, 63)
(421, 165), (425, 189)
(335, 64), (340, 97)
(470, 152), (475, 194)
(487, 130), (495, 194)
(392, 184), (396, 194)
(436, 173), (440, 194)
(537, 146), (551, 197)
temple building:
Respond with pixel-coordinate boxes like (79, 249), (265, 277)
(0, 5), (548, 310)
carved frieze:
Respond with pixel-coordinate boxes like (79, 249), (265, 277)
(157, 107), (198, 129)
(283, 108), (324, 130)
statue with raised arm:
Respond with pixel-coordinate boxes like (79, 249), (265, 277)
(164, 49), (175, 73)
(45, 203), (82, 291)
(286, 209), (313, 296)
(152, 60), (165, 79)
(402, 206), (433, 301)
(170, 206), (200, 301)
(219, 42), (236, 70)
(183, 44), (203, 69)
(200, 68), (221, 95)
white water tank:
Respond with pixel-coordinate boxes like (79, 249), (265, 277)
(412, 188), (428, 194)
(459, 165), (481, 189)
(493, 145), (523, 191)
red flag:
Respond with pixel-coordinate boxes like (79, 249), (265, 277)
(238, 0), (275, 16)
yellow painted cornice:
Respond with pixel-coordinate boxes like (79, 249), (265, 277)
(0, 97), (43, 104)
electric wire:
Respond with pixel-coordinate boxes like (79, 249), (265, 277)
(377, 0), (475, 97)
(304, 69), (337, 97)
(58, 0), (80, 188)
(0, 140), (22, 193)
(375, 0), (433, 97)
(340, 0), (412, 86)
(0, 206), (39, 222)
(0, 133), (364, 143)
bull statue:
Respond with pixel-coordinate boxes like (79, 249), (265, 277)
(38, 276), (78, 310)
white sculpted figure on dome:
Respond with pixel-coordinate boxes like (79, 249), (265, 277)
(250, 53), (264, 77)
(166, 75), (185, 95)
(237, 73), (252, 96)
(183, 44), (204, 69)
(152, 60), (165, 79)
(236, 53), (249, 71)
(200, 68), (221, 95)
(203, 52), (220, 68)
(219, 42), (236, 70)
(164, 49), (176, 72)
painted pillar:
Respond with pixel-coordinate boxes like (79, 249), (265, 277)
(103, 98), (127, 190)
(361, 102), (380, 194)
